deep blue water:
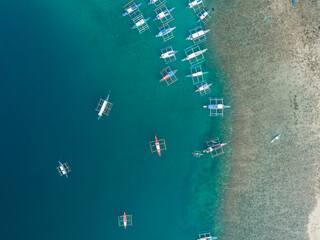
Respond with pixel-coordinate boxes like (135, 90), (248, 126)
(0, 0), (231, 239)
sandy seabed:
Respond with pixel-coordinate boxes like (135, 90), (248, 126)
(210, 0), (320, 239)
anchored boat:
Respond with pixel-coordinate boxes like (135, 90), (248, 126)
(96, 92), (113, 120)
(271, 134), (281, 143)
(160, 50), (178, 59)
(131, 17), (150, 29)
(149, 136), (167, 156)
(198, 9), (210, 22)
(182, 48), (207, 61)
(148, 0), (159, 5)
(57, 161), (71, 178)
(196, 83), (212, 92)
(187, 29), (210, 41)
(160, 69), (177, 82)
(154, 7), (175, 21)
(204, 98), (230, 116)
(186, 70), (208, 77)
(187, 0), (203, 8)
(123, 3), (141, 16)
(154, 136), (161, 157)
(118, 212), (132, 229)
(156, 26), (176, 37)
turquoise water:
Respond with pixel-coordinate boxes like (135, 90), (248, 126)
(0, 0), (232, 239)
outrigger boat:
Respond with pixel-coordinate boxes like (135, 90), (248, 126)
(203, 102), (230, 111)
(156, 26), (176, 37)
(131, 17), (150, 29)
(148, 0), (159, 5)
(198, 10), (210, 22)
(187, 0), (203, 8)
(192, 151), (203, 157)
(98, 93), (110, 120)
(182, 49), (208, 61)
(160, 50), (178, 59)
(118, 212), (132, 229)
(187, 29), (210, 41)
(154, 136), (162, 157)
(122, 3), (142, 16)
(58, 161), (68, 177)
(186, 70), (208, 78)
(123, 212), (127, 229)
(197, 232), (218, 240)
(196, 83), (212, 92)
(198, 236), (218, 240)
(203, 142), (227, 154)
(271, 134), (281, 143)
(154, 7), (175, 21)
(160, 69), (177, 82)
(57, 161), (71, 178)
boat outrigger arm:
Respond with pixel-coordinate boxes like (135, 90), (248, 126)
(98, 93), (110, 120)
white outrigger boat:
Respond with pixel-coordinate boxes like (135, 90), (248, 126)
(197, 232), (218, 240)
(156, 26), (176, 37)
(160, 49), (178, 59)
(187, 0), (203, 8)
(187, 29), (210, 41)
(204, 142), (227, 154)
(148, 0), (159, 5)
(186, 70), (208, 78)
(96, 93), (113, 120)
(182, 48), (207, 61)
(198, 9), (210, 22)
(154, 7), (175, 21)
(122, 3), (142, 16)
(196, 83), (212, 92)
(271, 134), (281, 143)
(131, 17), (150, 29)
(57, 161), (71, 178)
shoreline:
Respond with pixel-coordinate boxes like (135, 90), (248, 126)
(308, 195), (320, 240)
(211, 0), (320, 239)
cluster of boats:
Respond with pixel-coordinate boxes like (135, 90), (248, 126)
(121, 0), (219, 238)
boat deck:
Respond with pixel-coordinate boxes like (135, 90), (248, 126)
(95, 98), (113, 117)
(132, 14), (149, 34)
(196, 81), (212, 96)
(206, 138), (224, 158)
(188, 26), (208, 44)
(158, 23), (175, 42)
(183, 45), (206, 66)
(154, 5), (174, 24)
(160, 46), (177, 64)
(197, 9), (211, 25)
(189, 0), (205, 12)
